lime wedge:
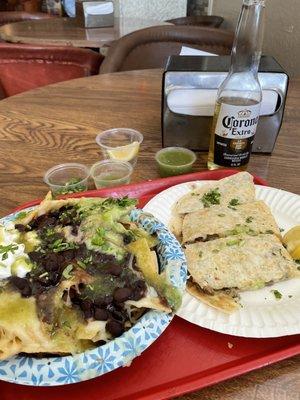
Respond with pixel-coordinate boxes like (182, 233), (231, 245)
(107, 141), (139, 162)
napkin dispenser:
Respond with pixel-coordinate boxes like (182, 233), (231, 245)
(162, 56), (289, 153)
(76, 0), (114, 28)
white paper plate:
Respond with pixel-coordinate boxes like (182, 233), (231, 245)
(144, 181), (300, 338)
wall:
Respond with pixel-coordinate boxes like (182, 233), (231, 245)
(115, 0), (187, 20)
(212, 0), (300, 77)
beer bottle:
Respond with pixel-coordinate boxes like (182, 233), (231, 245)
(207, 0), (265, 170)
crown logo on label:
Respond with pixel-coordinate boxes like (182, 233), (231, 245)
(238, 109), (251, 118)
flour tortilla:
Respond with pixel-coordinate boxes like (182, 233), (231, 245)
(182, 200), (280, 244)
(185, 233), (299, 293)
(186, 280), (239, 314)
(174, 172), (255, 215)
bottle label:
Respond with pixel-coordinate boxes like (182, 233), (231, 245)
(213, 102), (261, 167)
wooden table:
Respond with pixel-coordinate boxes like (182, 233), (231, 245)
(0, 69), (299, 399)
(0, 17), (171, 48)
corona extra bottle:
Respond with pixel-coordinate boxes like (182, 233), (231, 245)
(207, 0), (265, 170)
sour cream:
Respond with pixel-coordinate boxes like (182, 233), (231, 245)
(0, 223), (32, 280)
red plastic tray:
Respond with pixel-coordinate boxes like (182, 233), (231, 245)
(2, 169), (300, 400)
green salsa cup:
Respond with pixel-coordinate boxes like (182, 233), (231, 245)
(155, 147), (197, 177)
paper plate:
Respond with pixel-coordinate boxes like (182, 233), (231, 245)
(144, 181), (300, 338)
(0, 208), (187, 386)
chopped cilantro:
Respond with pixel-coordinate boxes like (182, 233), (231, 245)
(15, 211), (29, 220)
(229, 198), (240, 207)
(288, 295), (293, 298)
(271, 290), (282, 300)
(62, 264), (74, 279)
(50, 239), (78, 253)
(246, 216), (254, 223)
(295, 260), (300, 264)
(199, 251), (203, 258)
(91, 227), (106, 247)
(101, 197), (137, 209)
(265, 230), (274, 234)
(77, 260), (87, 269)
(218, 213), (225, 217)
(201, 188), (221, 208)
(0, 244), (19, 260)
(280, 228), (285, 232)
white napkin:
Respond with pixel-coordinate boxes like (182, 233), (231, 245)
(180, 46), (218, 57)
(84, 1), (114, 16)
(167, 89), (279, 117)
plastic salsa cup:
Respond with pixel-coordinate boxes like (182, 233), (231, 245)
(90, 160), (133, 189)
(43, 163), (90, 196)
(155, 147), (197, 177)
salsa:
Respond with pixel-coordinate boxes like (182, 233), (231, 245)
(155, 147), (196, 177)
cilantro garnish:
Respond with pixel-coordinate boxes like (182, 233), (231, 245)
(201, 188), (221, 208)
(246, 216), (254, 223)
(15, 211), (29, 220)
(229, 198), (240, 207)
(50, 239), (78, 253)
(91, 227), (106, 247)
(62, 264), (74, 279)
(0, 244), (19, 260)
(271, 290), (282, 300)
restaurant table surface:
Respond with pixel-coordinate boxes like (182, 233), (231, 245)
(0, 69), (299, 399)
(0, 17), (171, 48)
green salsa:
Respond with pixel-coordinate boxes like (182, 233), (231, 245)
(155, 147), (196, 177)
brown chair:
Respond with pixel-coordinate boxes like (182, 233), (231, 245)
(0, 11), (53, 25)
(167, 15), (224, 28)
(0, 43), (103, 98)
(100, 26), (233, 74)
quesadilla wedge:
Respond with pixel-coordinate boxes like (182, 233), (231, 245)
(182, 200), (280, 244)
(0, 194), (182, 360)
(173, 171), (255, 215)
(185, 233), (299, 312)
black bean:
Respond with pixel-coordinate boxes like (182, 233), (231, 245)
(28, 251), (44, 264)
(80, 300), (94, 319)
(10, 277), (32, 297)
(94, 308), (109, 321)
(103, 264), (122, 276)
(106, 320), (124, 337)
(123, 235), (133, 245)
(75, 244), (88, 259)
(113, 287), (132, 303)
(60, 249), (74, 263)
(43, 253), (59, 272)
(15, 224), (27, 232)
(94, 295), (113, 308)
(111, 309), (126, 323)
(71, 225), (78, 236)
(131, 280), (147, 301)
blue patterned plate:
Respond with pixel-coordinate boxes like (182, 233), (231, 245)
(0, 207), (187, 386)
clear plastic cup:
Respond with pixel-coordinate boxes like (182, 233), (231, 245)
(90, 160), (133, 189)
(43, 163), (90, 196)
(155, 147), (197, 177)
(96, 128), (143, 167)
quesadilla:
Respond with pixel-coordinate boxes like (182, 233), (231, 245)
(182, 200), (280, 244)
(185, 233), (298, 293)
(170, 172), (299, 313)
(173, 171), (255, 215)
(0, 194), (182, 360)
